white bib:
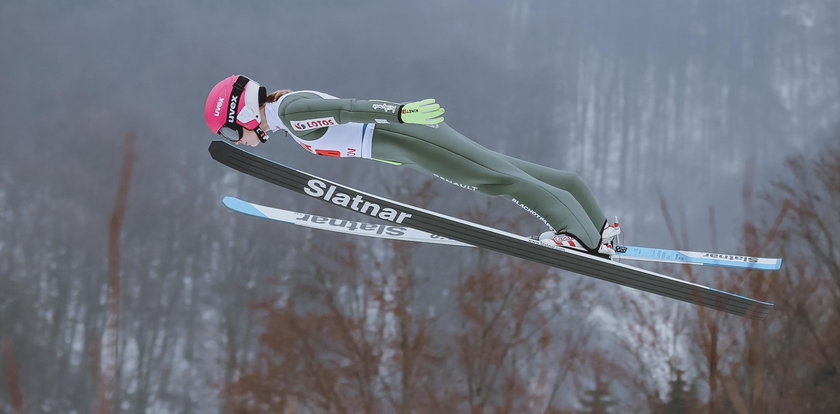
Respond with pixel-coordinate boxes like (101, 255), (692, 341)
(266, 90), (374, 159)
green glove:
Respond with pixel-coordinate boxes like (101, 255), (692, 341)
(399, 98), (445, 125)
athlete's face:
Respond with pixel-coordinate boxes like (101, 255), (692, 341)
(236, 128), (262, 147)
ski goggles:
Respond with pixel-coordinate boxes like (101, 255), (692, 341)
(218, 124), (267, 143)
(218, 124), (244, 142)
(217, 76), (268, 143)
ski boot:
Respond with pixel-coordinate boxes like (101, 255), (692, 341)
(600, 217), (622, 254)
(537, 217), (622, 259)
(537, 231), (616, 259)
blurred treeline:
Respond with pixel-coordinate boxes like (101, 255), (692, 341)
(1, 0), (839, 413)
(226, 142), (840, 414)
(3, 134), (839, 413)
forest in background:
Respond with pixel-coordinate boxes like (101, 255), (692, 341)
(1, 0), (839, 412)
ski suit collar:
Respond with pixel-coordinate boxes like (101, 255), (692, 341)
(265, 99), (286, 132)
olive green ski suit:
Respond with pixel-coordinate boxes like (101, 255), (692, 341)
(268, 91), (607, 250)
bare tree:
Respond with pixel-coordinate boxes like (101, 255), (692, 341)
(612, 141), (840, 413)
(3, 339), (25, 414)
(98, 133), (136, 414)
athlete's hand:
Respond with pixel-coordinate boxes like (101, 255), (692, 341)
(399, 99), (445, 125)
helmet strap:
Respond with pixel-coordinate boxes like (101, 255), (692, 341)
(258, 86), (267, 105)
(228, 75), (267, 143)
(255, 126), (268, 143)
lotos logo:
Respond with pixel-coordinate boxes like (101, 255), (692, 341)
(213, 97), (224, 117)
(227, 95), (239, 123)
(292, 117), (337, 131)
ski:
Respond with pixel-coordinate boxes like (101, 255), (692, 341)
(209, 140), (773, 319)
(221, 196), (782, 271)
(613, 245), (781, 270)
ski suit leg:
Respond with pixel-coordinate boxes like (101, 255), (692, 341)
(497, 154), (607, 232)
(370, 123), (603, 249)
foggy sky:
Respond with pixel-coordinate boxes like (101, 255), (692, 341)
(1, 0), (838, 411)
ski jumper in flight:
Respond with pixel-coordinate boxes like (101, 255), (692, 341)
(203, 75), (620, 257)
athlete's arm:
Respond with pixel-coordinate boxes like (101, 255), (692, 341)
(280, 93), (445, 128)
(281, 93), (403, 126)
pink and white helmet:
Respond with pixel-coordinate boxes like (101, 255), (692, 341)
(204, 75), (268, 142)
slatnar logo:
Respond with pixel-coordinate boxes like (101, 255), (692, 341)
(702, 253), (759, 263)
(296, 214), (407, 236)
(303, 179), (413, 224)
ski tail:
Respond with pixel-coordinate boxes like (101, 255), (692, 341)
(615, 246), (782, 270)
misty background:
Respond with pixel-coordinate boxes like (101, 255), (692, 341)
(1, 0), (838, 413)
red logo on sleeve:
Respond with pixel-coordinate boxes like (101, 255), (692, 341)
(292, 117), (337, 131)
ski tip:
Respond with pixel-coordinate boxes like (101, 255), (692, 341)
(208, 140), (227, 158)
(222, 196), (268, 219)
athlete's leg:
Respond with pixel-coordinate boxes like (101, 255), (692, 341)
(371, 123), (603, 249)
(497, 154), (607, 231)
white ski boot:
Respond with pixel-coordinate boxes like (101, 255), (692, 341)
(538, 218), (622, 259)
(538, 231), (616, 259)
(601, 218), (621, 242)
(600, 217), (622, 252)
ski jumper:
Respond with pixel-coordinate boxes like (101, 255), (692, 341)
(265, 91), (608, 249)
